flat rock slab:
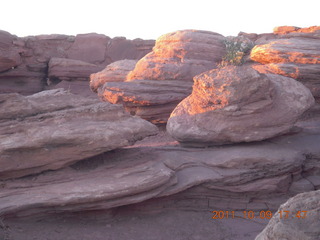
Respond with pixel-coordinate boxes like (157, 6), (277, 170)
(0, 89), (158, 180)
(0, 119), (319, 217)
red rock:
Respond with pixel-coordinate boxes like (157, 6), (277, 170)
(251, 32), (320, 97)
(274, 25), (320, 35)
(127, 30), (226, 81)
(106, 37), (155, 62)
(99, 30), (226, 123)
(90, 59), (137, 92)
(48, 57), (103, 81)
(67, 33), (110, 65)
(167, 65), (314, 146)
(99, 79), (192, 124)
(0, 89), (158, 180)
(0, 123), (319, 216)
(0, 30), (155, 96)
(0, 30), (21, 72)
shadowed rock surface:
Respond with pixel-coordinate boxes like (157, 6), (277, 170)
(0, 89), (158, 180)
(0, 117), (319, 217)
(98, 30), (226, 124)
(255, 190), (320, 240)
(167, 65), (314, 146)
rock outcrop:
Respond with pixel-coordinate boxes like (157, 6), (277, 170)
(250, 26), (320, 98)
(167, 65), (314, 146)
(0, 89), (158, 180)
(90, 59), (138, 92)
(0, 31), (154, 96)
(0, 30), (21, 72)
(97, 30), (226, 124)
(48, 57), (103, 81)
(255, 190), (320, 240)
(0, 119), (319, 217)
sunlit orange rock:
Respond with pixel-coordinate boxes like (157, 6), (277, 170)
(90, 59), (137, 92)
(127, 30), (226, 81)
(251, 29), (320, 97)
(167, 65), (314, 146)
(274, 25), (320, 35)
(99, 30), (226, 124)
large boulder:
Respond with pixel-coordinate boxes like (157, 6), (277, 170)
(90, 59), (138, 92)
(167, 65), (314, 146)
(255, 190), (320, 240)
(250, 26), (320, 98)
(126, 30), (226, 81)
(98, 30), (226, 124)
(0, 89), (158, 180)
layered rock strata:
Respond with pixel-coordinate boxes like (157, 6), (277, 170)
(90, 59), (138, 92)
(0, 31), (154, 96)
(250, 26), (320, 98)
(98, 30), (226, 124)
(0, 120), (319, 217)
(0, 89), (158, 180)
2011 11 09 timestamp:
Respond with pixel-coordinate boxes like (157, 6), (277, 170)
(211, 210), (308, 220)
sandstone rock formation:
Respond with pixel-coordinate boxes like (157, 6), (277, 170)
(0, 30), (21, 73)
(0, 30), (154, 96)
(255, 190), (320, 240)
(98, 30), (226, 124)
(90, 59), (138, 92)
(0, 119), (319, 217)
(48, 57), (103, 81)
(250, 26), (320, 98)
(0, 89), (158, 180)
(167, 65), (314, 146)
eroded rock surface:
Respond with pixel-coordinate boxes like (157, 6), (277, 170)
(0, 118), (319, 217)
(0, 30), (154, 96)
(98, 30), (226, 123)
(0, 89), (158, 180)
(48, 57), (103, 81)
(255, 190), (320, 240)
(251, 26), (320, 98)
(90, 59), (138, 92)
(167, 65), (314, 146)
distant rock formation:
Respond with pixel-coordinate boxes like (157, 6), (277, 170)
(0, 120), (319, 217)
(0, 30), (154, 96)
(255, 190), (320, 240)
(97, 30), (226, 124)
(0, 89), (158, 180)
(167, 65), (314, 146)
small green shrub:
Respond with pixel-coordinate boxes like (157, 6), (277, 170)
(218, 37), (255, 67)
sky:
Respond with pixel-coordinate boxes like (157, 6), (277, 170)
(1, 0), (318, 40)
